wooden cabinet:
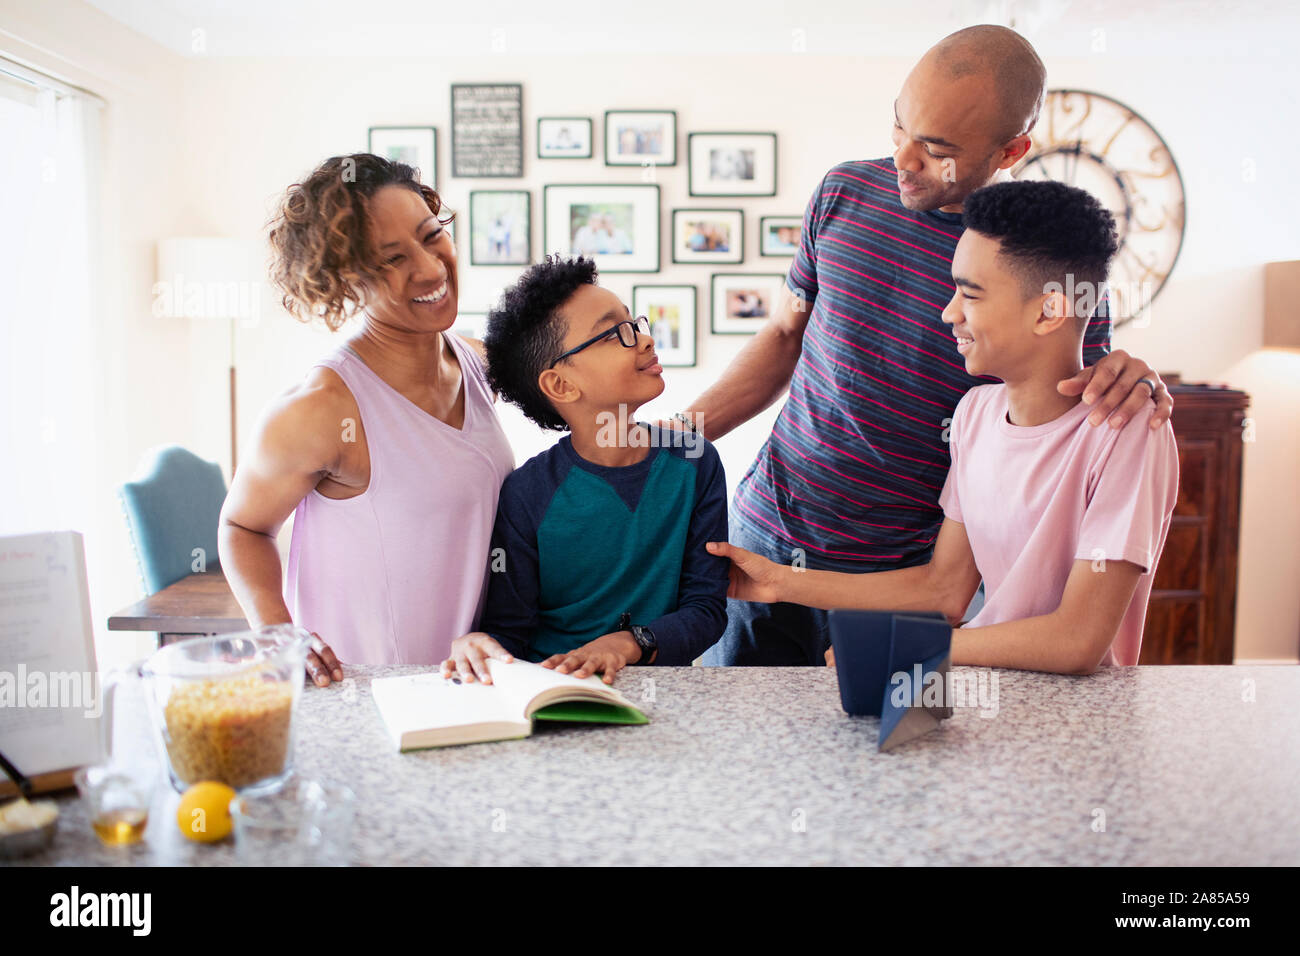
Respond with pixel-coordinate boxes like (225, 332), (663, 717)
(1140, 378), (1250, 664)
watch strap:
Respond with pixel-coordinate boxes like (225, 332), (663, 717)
(630, 624), (657, 663)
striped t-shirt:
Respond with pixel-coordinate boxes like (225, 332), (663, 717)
(731, 157), (1112, 573)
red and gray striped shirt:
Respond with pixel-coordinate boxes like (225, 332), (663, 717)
(732, 157), (1112, 572)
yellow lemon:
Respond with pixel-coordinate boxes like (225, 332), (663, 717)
(176, 781), (236, 843)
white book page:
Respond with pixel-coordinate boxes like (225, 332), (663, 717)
(0, 531), (103, 776)
(369, 671), (527, 740)
(487, 658), (637, 717)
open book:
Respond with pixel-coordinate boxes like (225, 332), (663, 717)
(370, 658), (648, 751)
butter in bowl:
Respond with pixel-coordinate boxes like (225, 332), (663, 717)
(0, 796), (59, 859)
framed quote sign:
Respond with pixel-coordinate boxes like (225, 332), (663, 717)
(451, 83), (524, 177)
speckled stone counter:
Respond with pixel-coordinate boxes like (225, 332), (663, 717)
(11, 664), (1300, 866)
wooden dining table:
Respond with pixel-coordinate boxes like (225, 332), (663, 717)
(106, 570), (248, 642)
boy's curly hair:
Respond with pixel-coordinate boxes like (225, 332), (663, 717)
(961, 180), (1118, 321)
(485, 255), (599, 432)
(267, 153), (453, 331)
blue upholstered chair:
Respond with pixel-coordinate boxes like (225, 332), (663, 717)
(118, 446), (227, 596)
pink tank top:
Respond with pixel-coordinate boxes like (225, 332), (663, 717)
(284, 332), (515, 665)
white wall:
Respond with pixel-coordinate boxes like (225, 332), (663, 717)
(5, 1), (1299, 664)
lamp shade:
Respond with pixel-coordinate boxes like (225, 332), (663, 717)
(1264, 260), (1300, 351)
(154, 237), (260, 321)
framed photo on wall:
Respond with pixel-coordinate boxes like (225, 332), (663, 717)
(543, 183), (660, 273)
(672, 208), (743, 264)
(604, 110), (677, 166)
(760, 215), (802, 257)
(711, 273), (784, 334)
(537, 117), (593, 159)
(689, 132), (777, 197)
(632, 284), (696, 367)
(451, 83), (523, 177)
(368, 126), (437, 187)
(469, 190), (531, 266)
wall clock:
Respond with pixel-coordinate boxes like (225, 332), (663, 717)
(1012, 89), (1186, 328)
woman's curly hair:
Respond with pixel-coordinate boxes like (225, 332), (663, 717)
(267, 153), (453, 331)
(485, 255), (599, 432)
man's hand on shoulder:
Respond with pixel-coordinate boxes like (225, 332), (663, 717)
(1057, 350), (1173, 431)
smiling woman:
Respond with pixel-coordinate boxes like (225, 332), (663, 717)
(217, 154), (516, 683)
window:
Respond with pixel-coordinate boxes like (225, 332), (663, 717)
(0, 59), (104, 536)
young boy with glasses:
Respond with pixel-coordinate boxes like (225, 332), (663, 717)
(708, 181), (1179, 674)
(440, 256), (729, 684)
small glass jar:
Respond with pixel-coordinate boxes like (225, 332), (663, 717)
(75, 763), (153, 846)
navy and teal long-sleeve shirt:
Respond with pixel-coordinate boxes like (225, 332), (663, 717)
(479, 423), (729, 665)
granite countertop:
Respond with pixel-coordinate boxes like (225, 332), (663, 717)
(10, 664), (1300, 866)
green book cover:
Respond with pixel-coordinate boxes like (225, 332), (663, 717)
(532, 700), (649, 725)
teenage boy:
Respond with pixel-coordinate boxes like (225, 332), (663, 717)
(707, 181), (1178, 674)
(441, 256), (729, 685)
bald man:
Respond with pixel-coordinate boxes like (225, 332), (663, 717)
(686, 25), (1173, 666)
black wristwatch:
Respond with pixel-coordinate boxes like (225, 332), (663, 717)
(629, 625), (657, 664)
(616, 612), (657, 664)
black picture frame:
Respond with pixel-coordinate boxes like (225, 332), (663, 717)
(451, 83), (524, 178)
(688, 132), (778, 197)
(710, 272), (784, 335)
(543, 183), (661, 274)
(604, 109), (678, 167)
(759, 215), (802, 257)
(633, 284), (697, 367)
(536, 116), (593, 159)
(671, 208), (744, 264)
(468, 190), (532, 266)
(367, 126), (438, 188)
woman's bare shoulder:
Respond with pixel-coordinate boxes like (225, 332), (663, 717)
(272, 365), (356, 423)
(250, 365), (359, 471)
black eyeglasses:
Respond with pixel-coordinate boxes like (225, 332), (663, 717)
(549, 315), (650, 368)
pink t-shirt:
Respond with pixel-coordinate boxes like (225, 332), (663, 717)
(938, 384), (1179, 666)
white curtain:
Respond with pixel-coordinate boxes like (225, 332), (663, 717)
(0, 66), (104, 537)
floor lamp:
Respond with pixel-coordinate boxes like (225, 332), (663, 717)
(154, 238), (258, 474)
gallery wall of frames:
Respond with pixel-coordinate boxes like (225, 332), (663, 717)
(369, 83), (805, 369)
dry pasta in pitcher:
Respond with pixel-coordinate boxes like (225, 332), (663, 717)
(162, 672), (294, 789)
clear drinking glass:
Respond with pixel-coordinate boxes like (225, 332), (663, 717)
(75, 763), (154, 846)
(230, 778), (356, 866)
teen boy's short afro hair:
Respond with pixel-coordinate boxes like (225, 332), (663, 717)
(961, 180), (1119, 318)
(484, 254), (599, 432)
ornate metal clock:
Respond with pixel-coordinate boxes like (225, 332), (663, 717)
(1011, 89), (1186, 328)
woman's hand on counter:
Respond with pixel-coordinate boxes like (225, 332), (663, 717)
(306, 632), (344, 687)
(441, 632), (514, 685)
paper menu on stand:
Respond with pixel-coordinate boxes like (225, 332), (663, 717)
(0, 531), (104, 794)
